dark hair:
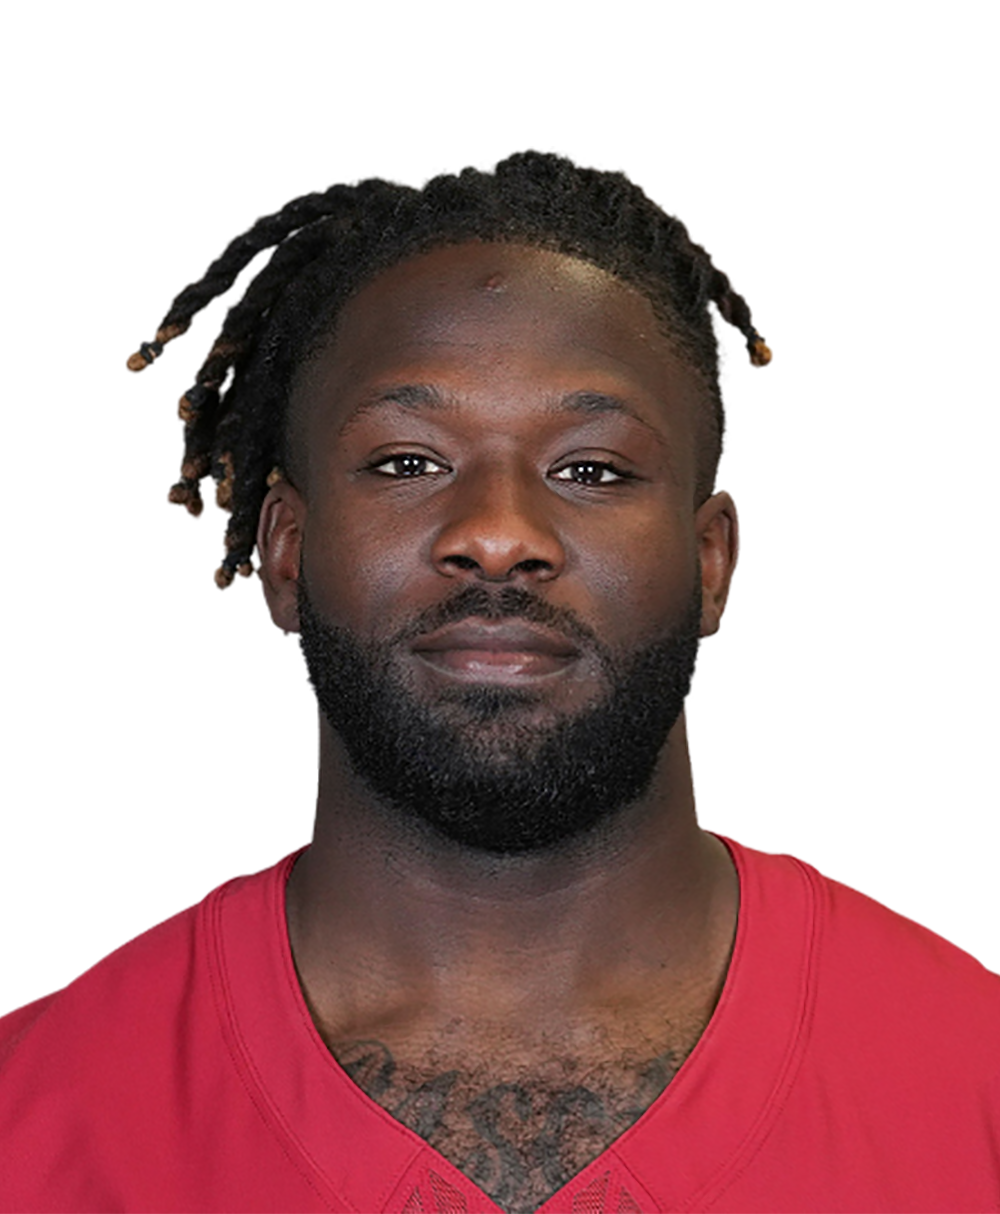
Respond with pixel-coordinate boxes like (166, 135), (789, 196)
(128, 152), (770, 588)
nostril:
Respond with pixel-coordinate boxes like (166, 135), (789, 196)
(444, 555), (479, 572)
(513, 559), (551, 575)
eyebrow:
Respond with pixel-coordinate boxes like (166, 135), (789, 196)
(338, 383), (666, 446)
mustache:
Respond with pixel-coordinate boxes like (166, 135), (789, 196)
(400, 582), (589, 650)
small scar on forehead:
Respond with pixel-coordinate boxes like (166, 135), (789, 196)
(480, 273), (507, 292)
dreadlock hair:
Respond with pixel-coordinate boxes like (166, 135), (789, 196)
(128, 152), (770, 588)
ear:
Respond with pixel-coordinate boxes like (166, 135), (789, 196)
(694, 491), (739, 637)
(257, 481), (307, 634)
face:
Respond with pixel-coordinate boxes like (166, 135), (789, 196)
(260, 241), (737, 852)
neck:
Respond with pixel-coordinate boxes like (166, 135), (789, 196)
(286, 712), (738, 1040)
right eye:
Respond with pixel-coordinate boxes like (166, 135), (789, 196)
(369, 453), (450, 478)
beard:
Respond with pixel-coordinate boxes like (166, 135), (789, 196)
(298, 578), (701, 856)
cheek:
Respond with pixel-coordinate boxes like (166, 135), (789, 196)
(301, 493), (431, 628)
(570, 511), (698, 639)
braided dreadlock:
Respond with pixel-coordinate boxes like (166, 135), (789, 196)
(128, 152), (770, 588)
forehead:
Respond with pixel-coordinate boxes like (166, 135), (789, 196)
(291, 241), (705, 469)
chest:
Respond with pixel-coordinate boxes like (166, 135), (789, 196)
(328, 1018), (707, 1214)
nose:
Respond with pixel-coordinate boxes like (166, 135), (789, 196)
(430, 463), (566, 583)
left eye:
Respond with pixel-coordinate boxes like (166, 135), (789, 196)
(550, 458), (631, 483)
(370, 454), (449, 477)
(366, 456), (631, 483)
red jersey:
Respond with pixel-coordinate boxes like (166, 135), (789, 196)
(2, 839), (998, 1213)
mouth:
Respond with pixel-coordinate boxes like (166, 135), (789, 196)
(416, 650), (573, 683)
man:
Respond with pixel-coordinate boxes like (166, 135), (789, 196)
(1, 153), (997, 1214)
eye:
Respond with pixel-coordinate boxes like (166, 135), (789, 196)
(550, 460), (632, 486)
(364, 454), (446, 475)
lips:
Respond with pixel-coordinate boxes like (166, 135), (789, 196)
(415, 619), (580, 656)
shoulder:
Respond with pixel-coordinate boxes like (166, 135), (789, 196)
(0, 857), (292, 1069)
(729, 838), (1000, 1072)
(0, 859), (294, 1205)
(2, 889), (206, 1065)
(0, 859), (288, 1103)
(0, 888), (214, 1209)
(0, 853), (323, 1213)
(810, 850), (995, 1004)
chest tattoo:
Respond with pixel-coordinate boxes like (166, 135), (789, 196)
(332, 1036), (689, 1213)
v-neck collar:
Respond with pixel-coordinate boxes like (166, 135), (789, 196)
(205, 840), (820, 1213)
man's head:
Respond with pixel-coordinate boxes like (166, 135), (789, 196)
(128, 153), (767, 853)
(278, 239), (719, 852)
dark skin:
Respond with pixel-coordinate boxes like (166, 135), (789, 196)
(257, 242), (740, 1212)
